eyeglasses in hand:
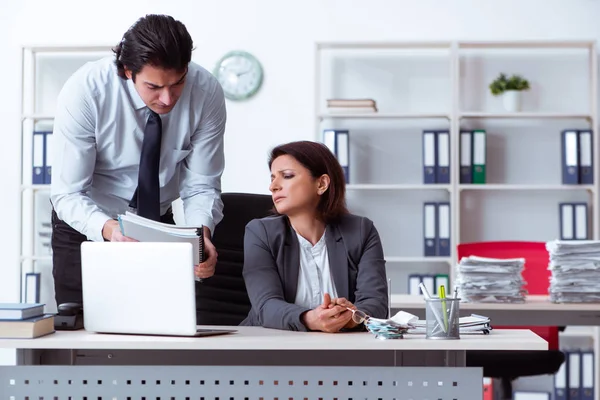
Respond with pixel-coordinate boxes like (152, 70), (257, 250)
(346, 307), (369, 324)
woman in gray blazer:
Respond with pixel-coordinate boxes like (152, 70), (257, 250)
(240, 140), (389, 332)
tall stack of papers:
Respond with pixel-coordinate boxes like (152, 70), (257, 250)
(455, 256), (526, 303)
(546, 240), (600, 303)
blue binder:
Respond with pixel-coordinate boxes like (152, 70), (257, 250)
(578, 130), (593, 184)
(423, 202), (437, 256)
(43, 131), (53, 184)
(32, 131), (45, 184)
(436, 130), (450, 184)
(423, 130), (437, 184)
(437, 202), (450, 256)
(460, 130), (472, 184)
(561, 130), (579, 184)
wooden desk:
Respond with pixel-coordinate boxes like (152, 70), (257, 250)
(0, 326), (545, 399)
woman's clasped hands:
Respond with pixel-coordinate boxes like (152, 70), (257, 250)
(301, 293), (361, 333)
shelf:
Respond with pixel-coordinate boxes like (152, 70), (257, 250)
(347, 184), (451, 191)
(319, 112), (450, 120)
(459, 184), (595, 191)
(386, 256), (452, 263)
(458, 40), (595, 49)
(459, 112), (593, 119)
(317, 41), (452, 50)
(20, 255), (52, 262)
(21, 185), (51, 192)
(23, 45), (113, 53)
(22, 114), (54, 121)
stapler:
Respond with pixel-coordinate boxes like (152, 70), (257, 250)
(54, 302), (84, 330)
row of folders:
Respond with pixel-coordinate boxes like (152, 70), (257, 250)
(322, 128), (594, 185)
(555, 350), (595, 400)
(430, 129), (594, 185)
(32, 130), (53, 184)
(421, 201), (589, 257)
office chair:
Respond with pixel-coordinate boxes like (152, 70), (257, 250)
(195, 192), (274, 325)
(458, 241), (565, 399)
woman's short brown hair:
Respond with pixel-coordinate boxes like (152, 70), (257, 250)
(268, 140), (349, 223)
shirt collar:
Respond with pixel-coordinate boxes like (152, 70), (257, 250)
(126, 78), (147, 110)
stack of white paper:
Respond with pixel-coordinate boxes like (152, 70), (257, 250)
(546, 240), (600, 303)
(455, 255), (526, 303)
(407, 314), (493, 335)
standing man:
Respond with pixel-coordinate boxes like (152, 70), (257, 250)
(50, 14), (226, 306)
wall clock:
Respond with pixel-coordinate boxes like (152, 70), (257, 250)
(214, 50), (263, 101)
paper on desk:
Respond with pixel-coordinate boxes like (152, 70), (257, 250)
(367, 311), (418, 328)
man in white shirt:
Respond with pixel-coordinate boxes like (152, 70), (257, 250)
(50, 14), (226, 306)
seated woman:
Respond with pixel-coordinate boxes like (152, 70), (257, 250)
(240, 140), (388, 332)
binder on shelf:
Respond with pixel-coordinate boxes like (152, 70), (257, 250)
(423, 130), (436, 184)
(578, 129), (593, 184)
(423, 202), (437, 256)
(421, 275), (435, 296)
(434, 274), (449, 296)
(322, 129), (349, 183)
(559, 203), (575, 240)
(554, 353), (567, 400)
(567, 351), (581, 400)
(408, 274), (421, 295)
(436, 130), (450, 184)
(561, 130), (579, 184)
(437, 202), (450, 256)
(581, 351), (594, 400)
(574, 202), (589, 240)
(32, 131), (45, 184)
(460, 130), (472, 184)
(472, 129), (486, 184)
(43, 131), (53, 184)
(24, 272), (41, 304)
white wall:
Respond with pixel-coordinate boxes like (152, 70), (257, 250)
(1, 0), (600, 362)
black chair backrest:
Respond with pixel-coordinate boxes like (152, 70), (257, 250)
(195, 192), (273, 325)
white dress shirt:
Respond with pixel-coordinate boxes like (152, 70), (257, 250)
(50, 56), (226, 242)
(294, 230), (338, 309)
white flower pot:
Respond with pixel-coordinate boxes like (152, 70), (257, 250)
(502, 90), (522, 112)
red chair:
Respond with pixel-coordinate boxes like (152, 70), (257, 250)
(457, 241), (565, 398)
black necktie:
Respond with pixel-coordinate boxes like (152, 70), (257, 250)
(129, 111), (162, 221)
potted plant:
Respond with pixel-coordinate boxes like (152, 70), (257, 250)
(489, 73), (530, 112)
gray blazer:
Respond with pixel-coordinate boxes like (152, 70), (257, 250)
(240, 213), (388, 331)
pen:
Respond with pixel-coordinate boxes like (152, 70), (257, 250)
(439, 285), (448, 333)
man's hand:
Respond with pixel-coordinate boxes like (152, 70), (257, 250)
(194, 226), (218, 279)
(102, 220), (137, 242)
(329, 297), (360, 329)
(301, 293), (353, 333)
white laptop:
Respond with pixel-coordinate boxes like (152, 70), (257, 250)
(80, 241), (236, 337)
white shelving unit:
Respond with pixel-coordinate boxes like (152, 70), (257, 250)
(315, 39), (600, 399)
(314, 39), (598, 291)
(19, 45), (113, 313)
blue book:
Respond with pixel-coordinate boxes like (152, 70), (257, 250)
(0, 303), (45, 320)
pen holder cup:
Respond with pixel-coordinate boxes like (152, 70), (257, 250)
(425, 298), (460, 340)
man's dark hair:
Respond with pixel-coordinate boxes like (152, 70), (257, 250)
(113, 14), (193, 80)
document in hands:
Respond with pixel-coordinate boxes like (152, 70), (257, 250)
(118, 211), (205, 265)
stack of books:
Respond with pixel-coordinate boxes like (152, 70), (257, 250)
(455, 256), (526, 303)
(326, 98), (378, 114)
(546, 240), (600, 303)
(0, 303), (55, 338)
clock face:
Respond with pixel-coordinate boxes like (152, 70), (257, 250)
(214, 51), (263, 101)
